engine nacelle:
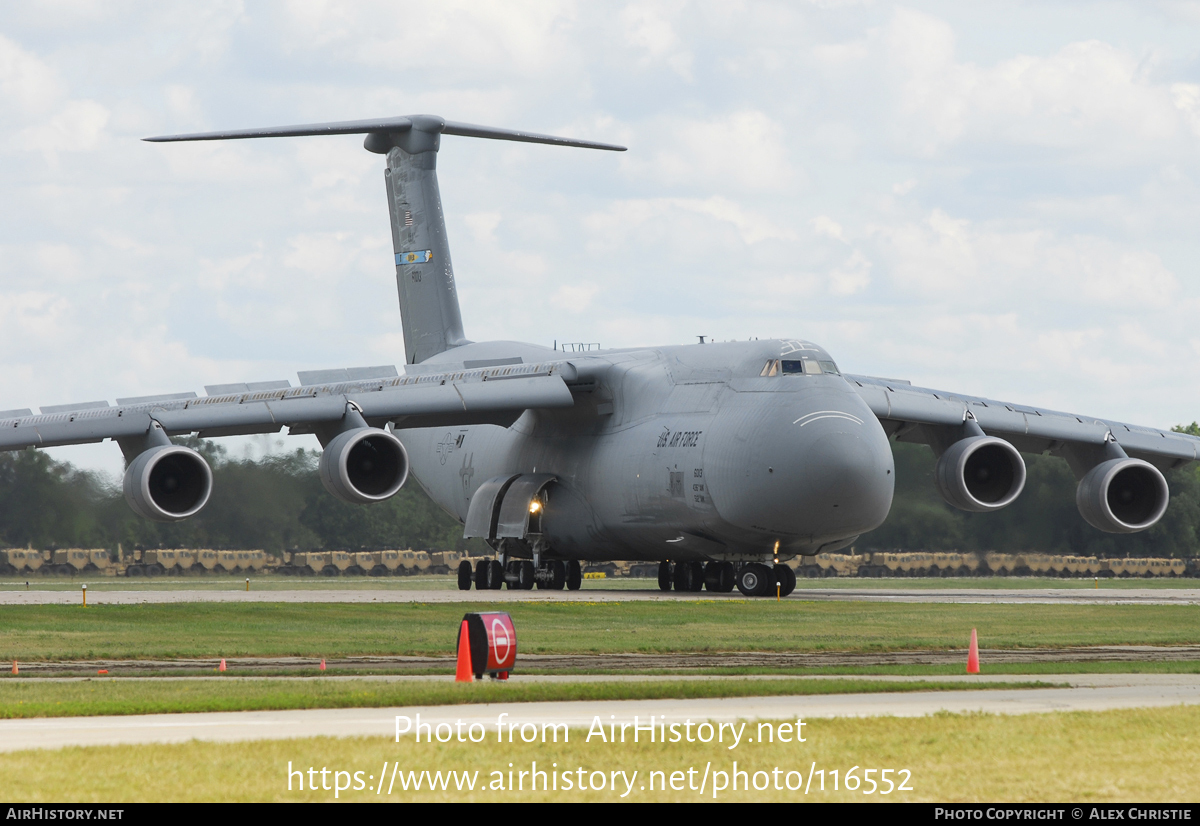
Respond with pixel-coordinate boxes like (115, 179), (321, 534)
(319, 427), (409, 504)
(934, 435), (1026, 512)
(123, 444), (213, 522)
(1076, 457), (1168, 533)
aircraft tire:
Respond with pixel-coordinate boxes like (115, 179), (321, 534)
(717, 561), (735, 592)
(518, 560), (536, 590)
(774, 563), (796, 597)
(703, 561), (721, 591)
(474, 560), (489, 589)
(673, 561), (696, 592)
(566, 560), (582, 591)
(736, 563), (772, 597)
(688, 561), (705, 592)
(549, 560), (566, 590)
(487, 559), (505, 590)
(457, 560), (473, 591)
(658, 562), (673, 591)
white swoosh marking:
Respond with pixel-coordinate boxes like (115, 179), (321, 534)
(793, 410), (864, 426)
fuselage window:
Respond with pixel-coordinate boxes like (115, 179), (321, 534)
(818, 360), (840, 375)
(780, 360), (806, 374)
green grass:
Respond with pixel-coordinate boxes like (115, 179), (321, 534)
(2, 601), (1198, 661)
(4, 706), (1197, 802)
(0, 677), (1055, 719)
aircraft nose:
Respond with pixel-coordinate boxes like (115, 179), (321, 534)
(797, 416), (894, 536)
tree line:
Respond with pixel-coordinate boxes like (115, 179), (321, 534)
(1, 428), (1198, 556)
(0, 439), (481, 554)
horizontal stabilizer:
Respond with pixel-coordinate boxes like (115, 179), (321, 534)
(145, 115), (626, 152)
(298, 365), (399, 386)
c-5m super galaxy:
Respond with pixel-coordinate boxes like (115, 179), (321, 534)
(4, 115), (1197, 597)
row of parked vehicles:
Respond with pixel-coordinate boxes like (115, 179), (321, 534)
(0, 548), (482, 577)
(1, 548), (1196, 578)
(801, 551), (1196, 578)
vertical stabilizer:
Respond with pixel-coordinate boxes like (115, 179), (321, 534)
(380, 120), (468, 363)
(144, 115), (625, 364)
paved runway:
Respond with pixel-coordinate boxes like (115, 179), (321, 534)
(2, 587), (1197, 605)
(2, 673), (1196, 752)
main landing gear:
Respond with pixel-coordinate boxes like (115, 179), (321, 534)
(657, 561), (795, 597)
(457, 558), (582, 591)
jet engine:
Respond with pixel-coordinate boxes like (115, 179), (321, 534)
(934, 435), (1026, 512)
(319, 427), (409, 504)
(1076, 457), (1169, 533)
(123, 444), (214, 522)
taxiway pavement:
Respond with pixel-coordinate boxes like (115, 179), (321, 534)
(1, 673), (1196, 752)
(2, 587), (1197, 606)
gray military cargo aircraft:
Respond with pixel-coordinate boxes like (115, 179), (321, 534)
(4, 114), (1197, 597)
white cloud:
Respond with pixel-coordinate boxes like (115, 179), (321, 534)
(623, 110), (795, 191)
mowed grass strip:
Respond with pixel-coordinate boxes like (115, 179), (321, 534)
(0, 677), (1054, 719)
(3, 706), (1196, 802)
(3, 602), (1199, 661)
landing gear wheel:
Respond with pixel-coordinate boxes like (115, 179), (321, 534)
(689, 561), (705, 592)
(457, 560), (473, 591)
(474, 559), (489, 590)
(518, 560), (535, 590)
(773, 563), (796, 597)
(658, 561), (673, 592)
(672, 561), (692, 592)
(487, 559), (505, 590)
(545, 560), (565, 590)
(566, 560), (582, 591)
(736, 563), (772, 597)
(705, 561), (735, 592)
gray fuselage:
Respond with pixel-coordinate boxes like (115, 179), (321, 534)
(397, 337), (895, 562)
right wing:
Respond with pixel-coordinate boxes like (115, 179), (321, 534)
(0, 361), (579, 451)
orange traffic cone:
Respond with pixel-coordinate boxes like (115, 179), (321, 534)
(319, 658), (326, 671)
(218, 658), (227, 673)
(11, 661), (17, 675)
(967, 628), (980, 674)
(455, 620), (474, 683)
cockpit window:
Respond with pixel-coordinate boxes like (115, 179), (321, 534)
(764, 358), (840, 376)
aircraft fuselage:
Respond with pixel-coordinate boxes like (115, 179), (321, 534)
(398, 337), (895, 562)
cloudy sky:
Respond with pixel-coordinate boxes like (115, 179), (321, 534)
(3, 1), (1200, 479)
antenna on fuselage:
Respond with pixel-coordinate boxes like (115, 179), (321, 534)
(145, 115), (625, 364)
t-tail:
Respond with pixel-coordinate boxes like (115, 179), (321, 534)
(145, 115), (625, 364)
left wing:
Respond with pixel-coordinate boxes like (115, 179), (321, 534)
(846, 374), (1200, 533)
(847, 374), (1200, 468)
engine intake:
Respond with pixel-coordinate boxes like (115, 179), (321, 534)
(123, 444), (213, 522)
(934, 435), (1026, 512)
(1076, 457), (1169, 533)
(319, 427), (409, 504)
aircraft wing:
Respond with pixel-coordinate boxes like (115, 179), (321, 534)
(0, 362), (577, 451)
(846, 374), (1200, 470)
